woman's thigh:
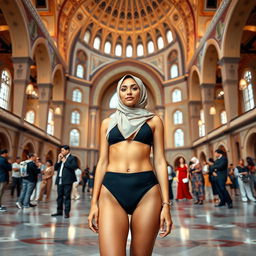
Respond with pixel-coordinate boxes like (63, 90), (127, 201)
(130, 185), (162, 256)
(98, 185), (129, 256)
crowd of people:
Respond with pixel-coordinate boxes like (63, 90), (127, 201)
(167, 149), (256, 208)
(0, 148), (96, 213)
(0, 147), (255, 213)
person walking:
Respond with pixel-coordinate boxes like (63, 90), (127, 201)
(82, 167), (90, 193)
(0, 149), (12, 212)
(51, 145), (78, 218)
(38, 160), (54, 202)
(71, 167), (82, 200)
(11, 156), (22, 198)
(16, 153), (41, 209)
(189, 157), (205, 205)
(212, 149), (233, 209)
(176, 157), (192, 200)
(234, 159), (256, 202)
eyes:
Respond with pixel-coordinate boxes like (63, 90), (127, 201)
(120, 86), (139, 92)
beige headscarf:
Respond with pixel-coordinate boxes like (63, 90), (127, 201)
(106, 74), (155, 139)
(190, 157), (200, 169)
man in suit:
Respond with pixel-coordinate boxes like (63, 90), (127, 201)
(51, 145), (78, 218)
(212, 149), (233, 209)
(0, 149), (12, 212)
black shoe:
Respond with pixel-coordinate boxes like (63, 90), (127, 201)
(64, 214), (70, 218)
(51, 212), (63, 217)
(29, 203), (37, 207)
(215, 204), (225, 207)
(228, 203), (233, 209)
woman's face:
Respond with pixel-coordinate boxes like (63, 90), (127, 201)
(119, 78), (140, 107)
(179, 157), (184, 164)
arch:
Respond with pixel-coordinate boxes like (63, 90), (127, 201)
(31, 38), (52, 84)
(45, 150), (54, 162)
(21, 142), (36, 160)
(189, 66), (201, 101)
(201, 40), (220, 84)
(221, 0), (256, 58)
(0, 129), (12, 154)
(90, 60), (163, 106)
(52, 64), (65, 101)
(243, 128), (256, 160)
(0, 0), (31, 57)
(199, 151), (207, 162)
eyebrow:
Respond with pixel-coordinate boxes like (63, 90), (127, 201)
(120, 83), (138, 87)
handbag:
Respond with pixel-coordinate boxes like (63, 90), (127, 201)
(182, 178), (189, 183)
(241, 175), (250, 183)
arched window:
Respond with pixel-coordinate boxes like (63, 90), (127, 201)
(84, 30), (91, 43)
(170, 64), (179, 78)
(72, 89), (82, 102)
(109, 92), (118, 109)
(25, 110), (35, 124)
(104, 41), (111, 54)
(70, 129), (80, 146)
(0, 69), (11, 110)
(71, 110), (80, 124)
(157, 37), (164, 49)
(115, 44), (122, 56)
(173, 110), (183, 124)
(76, 64), (84, 78)
(220, 110), (227, 124)
(47, 109), (54, 135)
(172, 89), (182, 102)
(242, 71), (255, 111)
(137, 44), (144, 57)
(166, 30), (173, 43)
(174, 129), (184, 147)
(199, 109), (205, 137)
(147, 41), (154, 54)
(126, 45), (133, 57)
(93, 36), (101, 50)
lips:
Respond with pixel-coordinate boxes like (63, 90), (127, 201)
(125, 97), (134, 100)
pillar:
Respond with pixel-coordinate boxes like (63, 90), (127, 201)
(188, 101), (201, 142)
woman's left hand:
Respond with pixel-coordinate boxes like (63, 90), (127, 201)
(159, 205), (172, 237)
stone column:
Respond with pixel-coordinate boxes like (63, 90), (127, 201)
(12, 57), (33, 119)
(201, 83), (215, 134)
(52, 101), (64, 139)
(220, 57), (240, 121)
(38, 83), (53, 131)
(188, 101), (201, 142)
(89, 106), (99, 148)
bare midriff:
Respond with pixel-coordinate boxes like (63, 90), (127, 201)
(106, 140), (153, 173)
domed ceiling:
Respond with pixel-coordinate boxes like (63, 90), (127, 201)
(57, 0), (196, 62)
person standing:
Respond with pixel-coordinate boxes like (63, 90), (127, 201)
(71, 167), (82, 200)
(16, 153), (41, 209)
(38, 160), (54, 202)
(176, 157), (192, 200)
(88, 165), (96, 198)
(11, 156), (22, 198)
(208, 158), (219, 204)
(234, 159), (255, 202)
(202, 160), (213, 202)
(189, 157), (205, 205)
(167, 162), (175, 202)
(246, 157), (256, 196)
(212, 149), (233, 209)
(0, 149), (12, 212)
(51, 145), (78, 218)
(82, 167), (90, 193)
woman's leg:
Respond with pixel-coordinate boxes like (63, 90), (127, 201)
(98, 186), (129, 256)
(130, 185), (162, 256)
(237, 178), (247, 201)
(38, 182), (46, 201)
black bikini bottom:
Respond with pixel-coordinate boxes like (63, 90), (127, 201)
(102, 171), (158, 215)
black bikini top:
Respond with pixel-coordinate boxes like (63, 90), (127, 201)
(108, 122), (153, 146)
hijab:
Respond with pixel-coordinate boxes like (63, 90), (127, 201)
(106, 74), (155, 139)
(190, 157), (199, 169)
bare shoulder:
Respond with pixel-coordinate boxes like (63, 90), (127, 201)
(101, 117), (111, 129)
(151, 115), (163, 128)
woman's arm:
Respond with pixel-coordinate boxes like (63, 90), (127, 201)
(90, 118), (109, 205)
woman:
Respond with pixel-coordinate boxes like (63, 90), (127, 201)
(246, 157), (256, 196)
(234, 159), (256, 202)
(38, 160), (54, 202)
(202, 161), (213, 202)
(176, 157), (192, 200)
(88, 74), (172, 256)
(190, 157), (205, 205)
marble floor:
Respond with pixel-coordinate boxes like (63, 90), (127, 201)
(0, 189), (256, 256)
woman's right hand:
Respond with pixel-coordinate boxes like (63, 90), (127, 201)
(88, 204), (99, 233)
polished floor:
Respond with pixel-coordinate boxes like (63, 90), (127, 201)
(0, 186), (256, 256)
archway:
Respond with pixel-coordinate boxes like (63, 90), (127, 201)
(45, 150), (54, 162)
(199, 151), (206, 163)
(0, 132), (10, 152)
(52, 65), (65, 101)
(22, 142), (36, 160)
(245, 133), (256, 162)
(189, 67), (201, 101)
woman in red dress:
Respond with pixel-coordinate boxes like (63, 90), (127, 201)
(176, 157), (193, 200)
